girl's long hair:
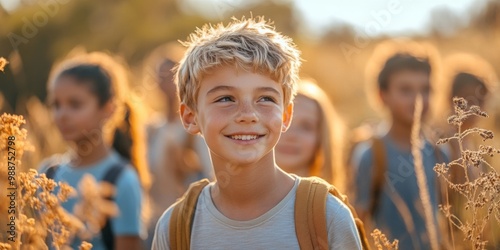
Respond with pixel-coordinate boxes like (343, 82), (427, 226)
(297, 78), (347, 192)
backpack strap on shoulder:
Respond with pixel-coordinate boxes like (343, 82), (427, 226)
(369, 137), (386, 217)
(169, 178), (210, 250)
(45, 164), (60, 180)
(296, 177), (371, 250)
(295, 177), (330, 250)
(101, 163), (127, 250)
(102, 163), (126, 185)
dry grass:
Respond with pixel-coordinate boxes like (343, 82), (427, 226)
(0, 57), (7, 72)
(371, 229), (399, 250)
(411, 94), (440, 250)
(434, 97), (500, 250)
(0, 113), (96, 249)
(0, 60), (117, 249)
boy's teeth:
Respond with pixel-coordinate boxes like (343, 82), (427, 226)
(231, 135), (258, 140)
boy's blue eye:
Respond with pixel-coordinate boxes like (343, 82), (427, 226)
(259, 96), (276, 103)
(216, 96), (234, 102)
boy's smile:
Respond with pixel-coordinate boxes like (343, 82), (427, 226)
(180, 65), (293, 167)
(225, 133), (266, 144)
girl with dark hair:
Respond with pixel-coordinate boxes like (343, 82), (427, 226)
(42, 52), (150, 250)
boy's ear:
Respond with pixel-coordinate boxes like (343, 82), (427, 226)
(180, 103), (200, 135)
(281, 102), (294, 132)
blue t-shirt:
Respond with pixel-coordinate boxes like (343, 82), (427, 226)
(41, 151), (143, 250)
(352, 135), (447, 250)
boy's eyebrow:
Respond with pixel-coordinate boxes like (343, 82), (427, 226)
(206, 86), (281, 96)
(206, 85), (235, 96)
(256, 87), (281, 96)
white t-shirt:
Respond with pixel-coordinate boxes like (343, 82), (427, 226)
(152, 177), (362, 249)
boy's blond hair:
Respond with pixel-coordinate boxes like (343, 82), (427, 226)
(175, 17), (301, 110)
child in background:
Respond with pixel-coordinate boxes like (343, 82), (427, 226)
(153, 17), (363, 249)
(141, 45), (212, 249)
(41, 52), (150, 250)
(275, 78), (346, 192)
(434, 52), (498, 164)
(433, 53), (498, 246)
(351, 41), (446, 249)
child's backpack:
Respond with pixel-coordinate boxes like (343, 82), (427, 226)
(45, 162), (127, 250)
(168, 176), (371, 250)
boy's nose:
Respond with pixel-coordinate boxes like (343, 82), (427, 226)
(236, 102), (259, 123)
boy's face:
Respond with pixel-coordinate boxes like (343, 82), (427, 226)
(380, 69), (430, 126)
(180, 65), (293, 167)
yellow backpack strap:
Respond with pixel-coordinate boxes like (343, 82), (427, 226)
(295, 177), (329, 250)
(296, 177), (371, 250)
(369, 137), (386, 217)
(169, 178), (210, 250)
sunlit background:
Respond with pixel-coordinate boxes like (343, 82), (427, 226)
(0, 0), (499, 163)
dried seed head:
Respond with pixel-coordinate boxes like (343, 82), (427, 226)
(447, 115), (461, 126)
(479, 145), (500, 157)
(453, 97), (468, 111)
(479, 129), (494, 141)
(437, 138), (451, 145)
(0, 57), (7, 72)
(79, 241), (93, 250)
(434, 163), (448, 176)
(470, 105), (489, 118)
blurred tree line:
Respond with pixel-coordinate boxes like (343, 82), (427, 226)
(0, 0), (298, 113)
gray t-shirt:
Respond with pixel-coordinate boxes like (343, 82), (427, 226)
(352, 135), (447, 250)
(152, 177), (362, 249)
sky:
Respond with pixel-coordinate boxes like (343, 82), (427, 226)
(181, 0), (487, 37)
(1, 0), (488, 37)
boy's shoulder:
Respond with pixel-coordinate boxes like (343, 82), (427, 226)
(152, 177), (364, 249)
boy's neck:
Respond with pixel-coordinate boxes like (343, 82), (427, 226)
(210, 155), (295, 221)
(69, 141), (111, 167)
(388, 120), (413, 151)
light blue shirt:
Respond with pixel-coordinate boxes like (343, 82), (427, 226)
(42, 151), (143, 250)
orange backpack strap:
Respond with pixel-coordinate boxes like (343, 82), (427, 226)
(169, 178), (210, 250)
(295, 177), (329, 250)
(368, 137), (386, 217)
(295, 177), (371, 250)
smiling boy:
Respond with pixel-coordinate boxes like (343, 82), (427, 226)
(152, 18), (362, 249)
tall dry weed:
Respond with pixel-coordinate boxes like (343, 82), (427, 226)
(411, 94), (439, 250)
(434, 97), (500, 250)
